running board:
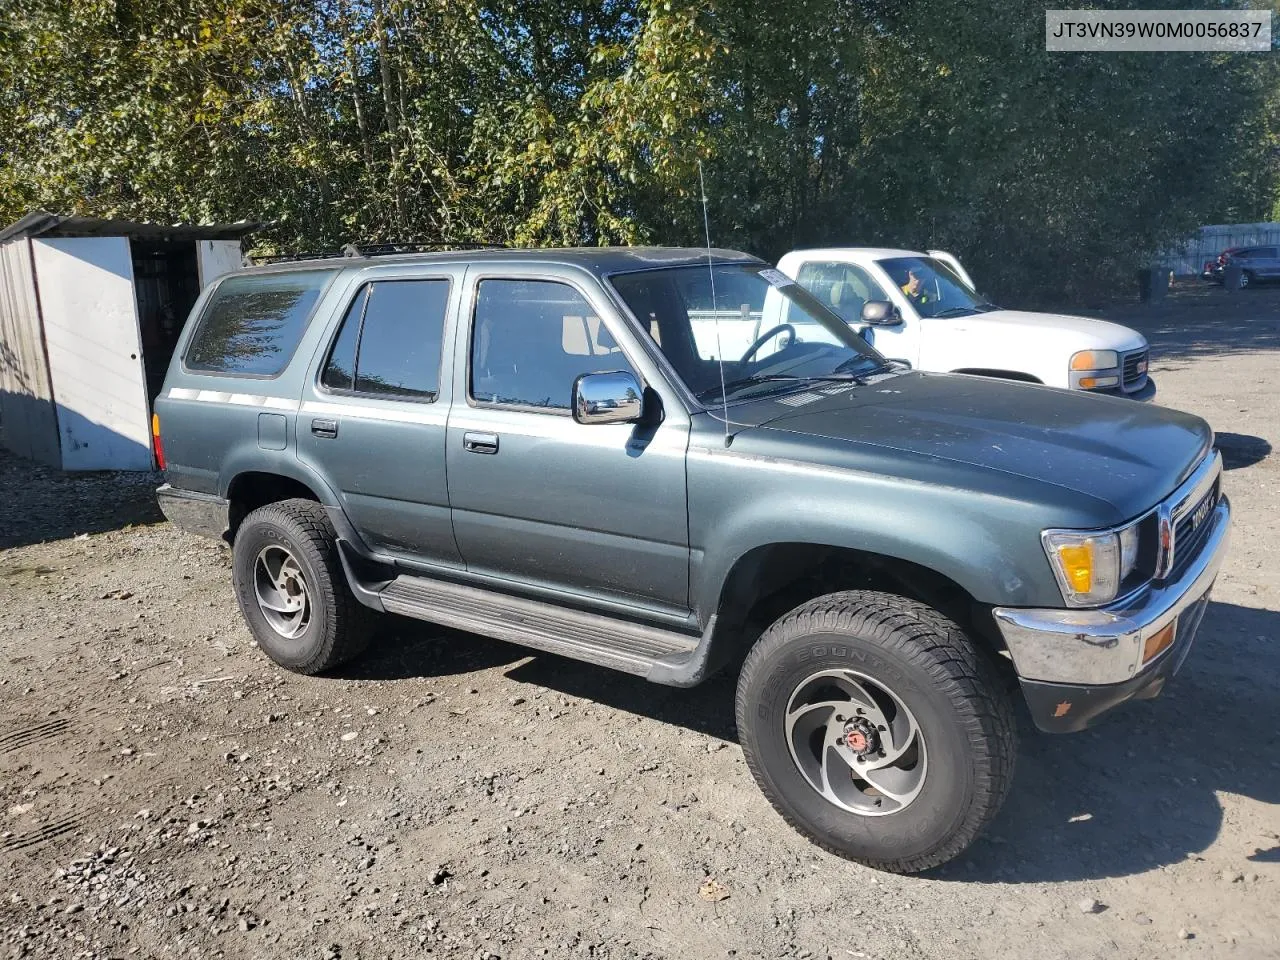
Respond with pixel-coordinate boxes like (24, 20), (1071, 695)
(337, 546), (713, 683)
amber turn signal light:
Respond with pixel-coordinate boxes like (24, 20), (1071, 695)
(152, 413), (166, 471)
(1142, 622), (1176, 664)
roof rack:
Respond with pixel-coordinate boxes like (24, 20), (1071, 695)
(246, 240), (509, 266)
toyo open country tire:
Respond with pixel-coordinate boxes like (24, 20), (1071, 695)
(735, 590), (1017, 873)
(232, 499), (374, 674)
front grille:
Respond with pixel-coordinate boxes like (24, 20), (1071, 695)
(1168, 481), (1219, 579)
(1122, 349), (1149, 389)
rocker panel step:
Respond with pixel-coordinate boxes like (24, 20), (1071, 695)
(379, 575), (700, 676)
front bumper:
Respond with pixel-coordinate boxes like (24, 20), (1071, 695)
(156, 484), (230, 541)
(1086, 376), (1156, 403)
(993, 494), (1231, 733)
(1071, 369), (1156, 402)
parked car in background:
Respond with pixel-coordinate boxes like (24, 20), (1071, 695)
(772, 248), (1155, 400)
(154, 246), (1228, 874)
(1204, 246), (1278, 288)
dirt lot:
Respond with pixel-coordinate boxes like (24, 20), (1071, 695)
(2, 282), (1278, 960)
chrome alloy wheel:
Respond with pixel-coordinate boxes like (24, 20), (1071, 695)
(253, 545), (312, 640)
(784, 668), (928, 816)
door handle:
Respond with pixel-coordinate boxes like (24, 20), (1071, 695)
(311, 418), (339, 439)
(463, 432), (499, 454)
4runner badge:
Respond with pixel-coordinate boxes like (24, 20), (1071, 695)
(1189, 492), (1213, 536)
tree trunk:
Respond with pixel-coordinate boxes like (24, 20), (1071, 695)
(372, 0), (397, 137)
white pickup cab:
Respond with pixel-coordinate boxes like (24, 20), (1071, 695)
(769, 248), (1154, 399)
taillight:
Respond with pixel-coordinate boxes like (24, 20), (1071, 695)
(152, 413), (166, 470)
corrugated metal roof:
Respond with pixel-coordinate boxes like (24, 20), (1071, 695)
(0, 211), (265, 245)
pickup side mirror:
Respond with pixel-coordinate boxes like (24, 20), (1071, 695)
(572, 371), (644, 425)
(860, 300), (903, 326)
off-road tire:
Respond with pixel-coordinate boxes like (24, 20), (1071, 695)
(735, 590), (1016, 873)
(232, 499), (374, 674)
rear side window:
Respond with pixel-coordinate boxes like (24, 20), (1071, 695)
(792, 261), (889, 324)
(321, 288), (366, 391)
(185, 270), (331, 376)
(321, 279), (449, 400)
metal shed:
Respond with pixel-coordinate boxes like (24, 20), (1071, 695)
(0, 212), (262, 470)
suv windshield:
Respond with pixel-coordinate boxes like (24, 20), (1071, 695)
(609, 263), (889, 404)
(877, 256), (996, 319)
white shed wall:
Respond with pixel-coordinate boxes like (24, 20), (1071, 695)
(197, 240), (243, 288)
(0, 239), (61, 465)
(32, 238), (154, 471)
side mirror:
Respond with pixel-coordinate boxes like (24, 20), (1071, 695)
(572, 371), (644, 425)
(860, 300), (903, 326)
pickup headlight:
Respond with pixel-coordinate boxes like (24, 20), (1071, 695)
(1069, 349), (1120, 390)
(1042, 521), (1142, 606)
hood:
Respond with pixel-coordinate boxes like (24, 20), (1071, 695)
(951, 310), (1146, 353)
(717, 371), (1210, 523)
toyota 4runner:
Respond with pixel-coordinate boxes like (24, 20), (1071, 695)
(154, 247), (1231, 873)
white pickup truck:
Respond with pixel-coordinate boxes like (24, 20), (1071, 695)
(690, 248), (1153, 400)
(778, 248), (1154, 399)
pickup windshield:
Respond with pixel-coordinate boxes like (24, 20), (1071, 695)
(877, 256), (997, 319)
(609, 263), (888, 404)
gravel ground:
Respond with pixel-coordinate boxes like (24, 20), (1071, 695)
(2, 282), (1278, 960)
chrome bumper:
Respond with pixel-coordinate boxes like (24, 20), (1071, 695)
(156, 484), (230, 541)
(993, 495), (1231, 686)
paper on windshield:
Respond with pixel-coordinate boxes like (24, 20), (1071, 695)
(757, 268), (796, 288)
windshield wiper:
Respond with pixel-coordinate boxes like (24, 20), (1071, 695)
(932, 306), (981, 318)
(832, 356), (896, 378)
(696, 375), (813, 403)
(697, 370), (883, 403)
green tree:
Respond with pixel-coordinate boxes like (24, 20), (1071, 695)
(2, 0), (1277, 301)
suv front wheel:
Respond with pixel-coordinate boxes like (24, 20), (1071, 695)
(735, 590), (1016, 873)
(232, 499), (374, 674)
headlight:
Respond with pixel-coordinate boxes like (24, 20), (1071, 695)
(1069, 349), (1120, 391)
(1070, 349), (1119, 371)
(1042, 520), (1143, 606)
(1118, 523), (1139, 579)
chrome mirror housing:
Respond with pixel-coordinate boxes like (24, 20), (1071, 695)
(572, 371), (644, 425)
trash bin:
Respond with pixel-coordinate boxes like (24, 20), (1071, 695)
(1223, 262), (1243, 293)
(1137, 267), (1168, 302)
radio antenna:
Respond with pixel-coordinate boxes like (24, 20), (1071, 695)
(698, 160), (731, 448)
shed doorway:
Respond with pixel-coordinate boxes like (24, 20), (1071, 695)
(131, 240), (201, 403)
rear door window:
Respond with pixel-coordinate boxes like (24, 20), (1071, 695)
(185, 270), (331, 376)
(792, 261), (889, 324)
(321, 279), (450, 401)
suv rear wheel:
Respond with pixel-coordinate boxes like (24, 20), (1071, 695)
(735, 590), (1016, 873)
(232, 499), (373, 674)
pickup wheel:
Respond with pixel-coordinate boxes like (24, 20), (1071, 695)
(735, 590), (1016, 873)
(231, 499), (374, 674)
